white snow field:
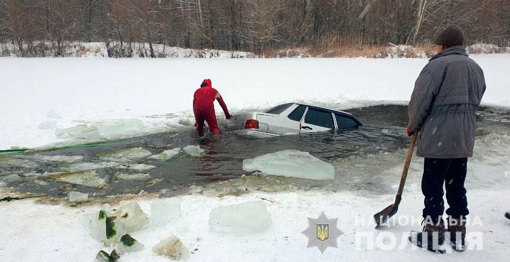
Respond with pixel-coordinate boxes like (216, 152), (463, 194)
(1, 56), (510, 261)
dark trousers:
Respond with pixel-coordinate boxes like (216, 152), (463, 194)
(422, 158), (469, 223)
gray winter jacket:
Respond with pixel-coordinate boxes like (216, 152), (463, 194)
(408, 46), (486, 159)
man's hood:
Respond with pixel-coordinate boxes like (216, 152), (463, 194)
(201, 79), (212, 88)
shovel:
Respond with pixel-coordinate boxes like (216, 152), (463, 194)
(373, 132), (418, 228)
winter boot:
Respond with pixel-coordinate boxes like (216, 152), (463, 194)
(448, 216), (467, 251)
(409, 218), (445, 253)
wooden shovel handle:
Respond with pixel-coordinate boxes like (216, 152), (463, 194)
(396, 133), (418, 198)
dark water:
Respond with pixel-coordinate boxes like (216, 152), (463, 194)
(1, 105), (508, 197)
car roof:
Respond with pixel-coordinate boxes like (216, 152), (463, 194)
(293, 102), (354, 117)
(293, 103), (363, 126)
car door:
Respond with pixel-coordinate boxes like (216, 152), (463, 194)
(335, 113), (360, 130)
(299, 107), (335, 133)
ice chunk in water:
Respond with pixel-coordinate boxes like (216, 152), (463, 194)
(152, 235), (190, 260)
(68, 191), (89, 202)
(66, 162), (119, 172)
(209, 201), (272, 235)
(117, 163), (156, 171)
(149, 148), (181, 161)
(98, 147), (152, 162)
(150, 198), (182, 227)
(114, 201), (149, 233)
(55, 124), (101, 140)
(0, 157), (38, 169)
(22, 155), (83, 163)
(242, 150), (334, 180)
(2, 174), (22, 183)
(183, 145), (204, 157)
(46, 170), (108, 189)
(115, 173), (151, 181)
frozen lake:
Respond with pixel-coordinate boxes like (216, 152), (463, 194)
(2, 104), (508, 198)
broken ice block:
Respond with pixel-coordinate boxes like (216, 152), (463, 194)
(209, 201), (272, 235)
(149, 148), (181, 161)
(182, 145), (204, 157)
(2, 174), (22, 183)
(66, 162), (119, 172)
(88, 208), (125, 246)
(152, 235), (189, 260)
(117, 234), (144, 254)
(114, 201), (149, 233)
(46, 170), (108, 189)
(98, 147), (152, 162)
(93, 119), (145, 138)
(242, 150), (334, 180)
(22, 155), (84, 163)
(150, 198), (182, 227)
(115, 173), (151, 181)
(117, 163), (156, 171)
(55, 124), (101, 140)
(68, 191), (89, 202)
(96, 250), (120, 262)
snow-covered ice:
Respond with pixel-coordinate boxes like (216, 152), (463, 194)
(150, 198), (182, 227)
(1, 55), (510, 262)
(243, 150), (335, 180)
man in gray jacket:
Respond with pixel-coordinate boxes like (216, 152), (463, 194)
(407, 25), (486, 252)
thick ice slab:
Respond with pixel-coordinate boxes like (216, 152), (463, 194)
(209, 201), (272, 235)
(87, 205), (125, 246)
(242, 150), (334, 180)
(55, 119), (145, 141)
(113, 201), (149, 233)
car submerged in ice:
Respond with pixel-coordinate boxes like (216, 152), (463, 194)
(226, 102), (363, 138)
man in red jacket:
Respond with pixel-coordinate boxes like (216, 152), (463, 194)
(193, 79), (232, 136)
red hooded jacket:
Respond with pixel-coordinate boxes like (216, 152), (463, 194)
(193, 79), (230, 118)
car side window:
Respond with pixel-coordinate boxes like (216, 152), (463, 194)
(288, 105), (306, 122)
(335, 114), (359, 129)
(304, 108), (334, 128)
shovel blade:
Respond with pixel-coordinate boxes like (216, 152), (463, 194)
(373, 204), (398, 228)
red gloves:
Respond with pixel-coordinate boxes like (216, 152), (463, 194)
(406, 128), (414, 137)
(226, 114), (232, 119)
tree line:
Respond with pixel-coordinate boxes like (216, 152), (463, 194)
(0, 0), (509, 57)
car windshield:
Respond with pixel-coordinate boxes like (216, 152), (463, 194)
(265, 103), (293, 115)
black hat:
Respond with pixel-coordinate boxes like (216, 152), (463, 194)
(434, 25), (464, 48)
